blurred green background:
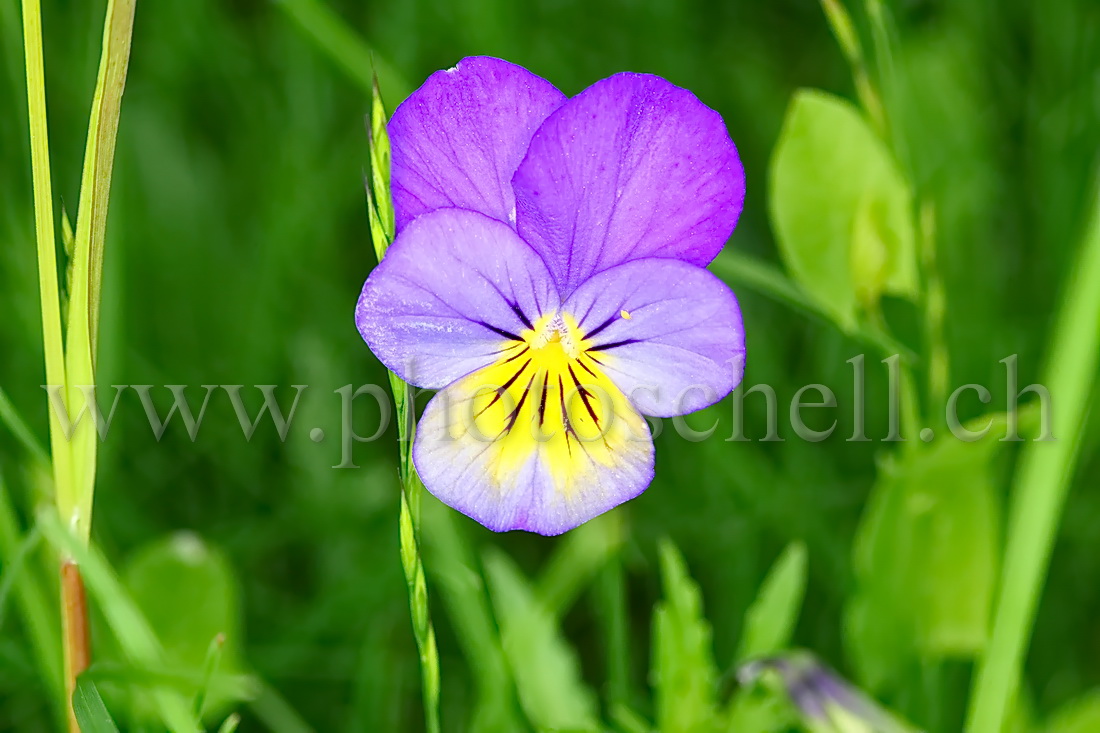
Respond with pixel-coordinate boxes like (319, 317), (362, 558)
(2, 0), (1100, 731)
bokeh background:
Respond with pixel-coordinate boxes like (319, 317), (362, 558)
(2, 0), (1100, 731)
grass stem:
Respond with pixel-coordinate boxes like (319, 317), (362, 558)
(965, 179), (1100, 732)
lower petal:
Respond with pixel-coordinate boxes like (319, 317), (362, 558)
(413, 343), (654, 535)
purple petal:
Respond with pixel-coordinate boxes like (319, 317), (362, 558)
(355, 208), (559, 389)
(389, 56), (566, 231)
(512, 73), (745, 295)
(564, 258), (745, 417)
(412, 351), (655, 535)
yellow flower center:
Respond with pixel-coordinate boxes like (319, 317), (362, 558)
(442, 311), (645, 494)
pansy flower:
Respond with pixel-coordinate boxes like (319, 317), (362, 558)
(356, 57), (746, 535)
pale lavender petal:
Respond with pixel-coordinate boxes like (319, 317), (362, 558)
(564, 258), (745, 417)
(355, 208), (559, 389)
(413, 366), (654, 535)
(740, 654), (916, 733)
(390, 56), (566, 230)
(512, 73), (745, 295)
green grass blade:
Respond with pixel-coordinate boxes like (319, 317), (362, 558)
(20, 0), (73, 544)
(966, 181), (1100, 732)
(0, 470), (62, 717)
(0, 384), (50, 467)
(595, 556), (632, 711)
(275, 0), (409, 105)
(192, 633), (226, 721)
(0, 523), (42, 633)
(83, 662), (257, 700)
(247, 680), (315, 733)
(72, 676), (121, 733)
(818, 0), (885, 135)
(63, 0), (136, 542)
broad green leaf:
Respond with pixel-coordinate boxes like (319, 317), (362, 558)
(73, 676), (120, 733)
(844, 412), (1030, 691)
(736, 542), (808, 662)
(483, 549), (598, 731)
(652, 541), (720, 733)
(850, 191), (893, 307)
(122, 532), (245, 721)
(1046, 690), (1100, 733)
(770, 89), (917, 328)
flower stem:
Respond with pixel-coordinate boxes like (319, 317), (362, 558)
(368, 80), (441, 733)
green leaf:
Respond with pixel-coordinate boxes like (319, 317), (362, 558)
(844, 413), (1024, 691)
(122, 532), (246, 721)
(73, 676), (121, 733)
(652, 540), (720, 733)
(483, 549), (598, 732)
(770, 89), (917, 328)
(736, 542), (808, 662)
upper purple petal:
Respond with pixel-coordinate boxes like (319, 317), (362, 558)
(564, 258), (745, 417)
(389, 56), (566, 231)
(355, 208), (559, 389)
(512, 73), (745, 295)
